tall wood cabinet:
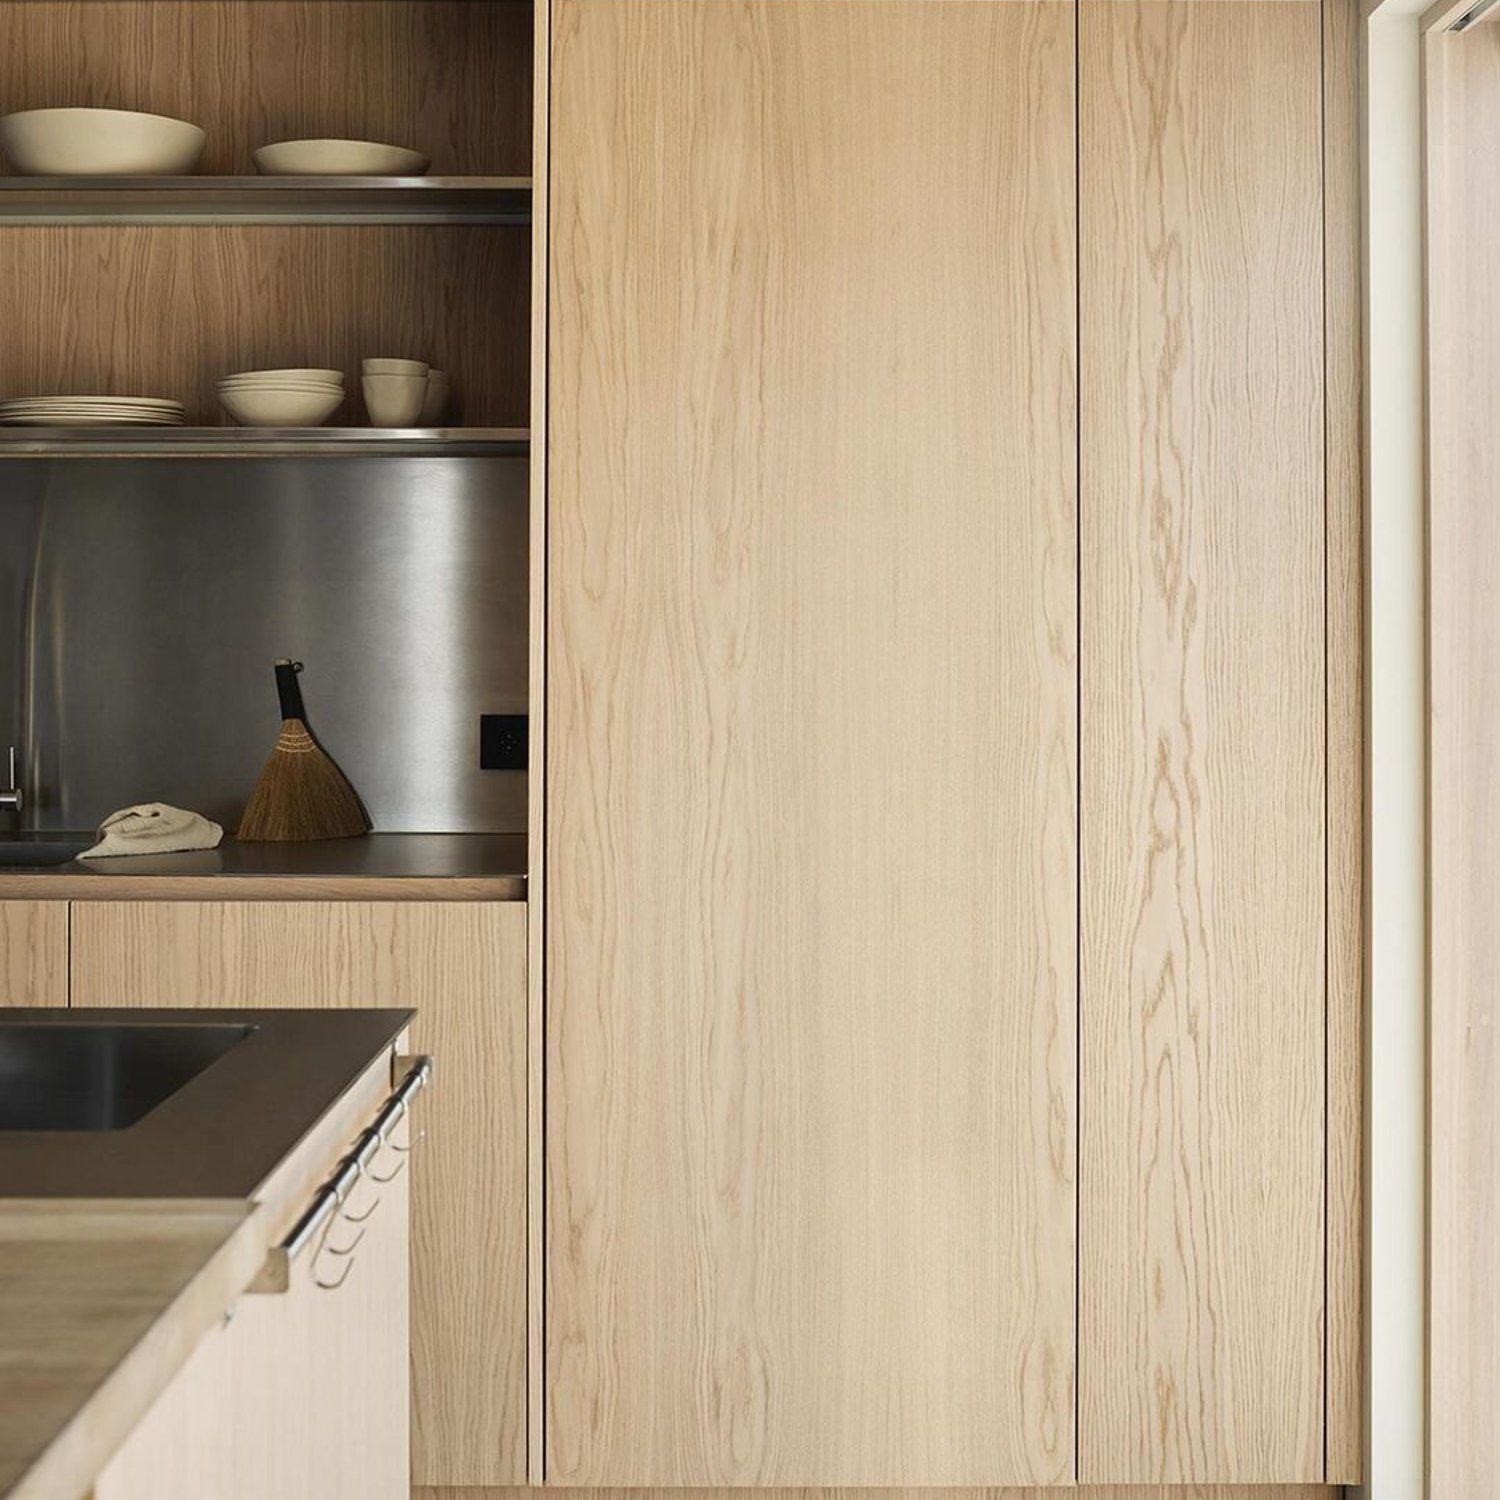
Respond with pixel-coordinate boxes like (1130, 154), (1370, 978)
(543, 0), (1359, 1489)
(546, 0), (1078, 1485)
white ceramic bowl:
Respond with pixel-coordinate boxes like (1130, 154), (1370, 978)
(419, 369), (450, 425)
(219, 384), (344, 428)
(221, 368), (344, 385)
(0, 108), (206, 176)
(362, 372), (428, 427)
(361, 358), (428, 376)
(253, 139), (429, 176)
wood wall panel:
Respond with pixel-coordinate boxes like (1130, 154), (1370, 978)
(0, 226), (529, 427)
(417, 1489), (1340, 1500)
(1426, 25), (1500, 1500)
(526, 0), (553, 1480)
(1079, 0), (1326, 1484)
(1323, 0), (1364, 1482)
(0, 1), (532, 176)
(0, 901), (67, 1006)
(548, 0), (1076, 1486)
(70, 900), (528, 1488)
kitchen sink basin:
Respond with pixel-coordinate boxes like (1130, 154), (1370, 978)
(0, 837), (92, 867)
(0, 1022), (255, 1131)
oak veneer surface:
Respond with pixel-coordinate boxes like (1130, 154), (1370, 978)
(1323, 0), (1364, 1481)
(549, 0), (1076, 1486)
(414, 1488), (1340, 1500)
(0, 1200), (264, 1500)
(0, 225), (529, 427)
(69, 900), (528, 1488)
(0, 1), (532, 177)
(0, 901), (67, 1005)
(1079, 0), (1325, 1485)
(1427, 27), (1500, 1500)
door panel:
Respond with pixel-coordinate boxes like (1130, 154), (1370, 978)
(70, 899), (528, 1488)
(0, 901), (67, 1005)
(547, 0), (1077, 1485)
(1078, 0), (1325, 1483)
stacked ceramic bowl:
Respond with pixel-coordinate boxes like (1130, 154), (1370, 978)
(362, 358), (448, 427)
(0, 395), (184, 426)
(218, 368), (345, 428)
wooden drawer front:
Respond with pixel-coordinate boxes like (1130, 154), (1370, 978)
(0, 900), (67, 1006)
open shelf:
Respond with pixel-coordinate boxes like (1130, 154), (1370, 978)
(0, 426), (530, 458)
(0, 176), (532, 225)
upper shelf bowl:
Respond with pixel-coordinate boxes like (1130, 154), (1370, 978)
(253, 138), (430, 176)
(0, 108), (206, 175)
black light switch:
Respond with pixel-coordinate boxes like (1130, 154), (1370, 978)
(480, 714), (528, 771)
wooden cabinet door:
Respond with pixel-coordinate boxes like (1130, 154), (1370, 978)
(547, 0), (1077, 1485)
(0, 901), (67, 1005)
(70, 899), (527, 1488)
(96, 1107), (410, 1500)
(1079, 0), (1326, 1483)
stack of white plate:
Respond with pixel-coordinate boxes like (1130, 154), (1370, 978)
(218, 368), (345, 428)
(0, 396), (185, 426)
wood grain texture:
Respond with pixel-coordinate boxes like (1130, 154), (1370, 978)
(527, 0), (552, 1483)
(548, 0), (1076, 1485)
(0, 901), (67, 1005)
(69, 900), (528, 1488)
(0, 1199), (265, 1500)
(1425, 28), (1500, 1500)
(1323, 0), (1364, 1482)
(0, 1), (532, 176)
(96, 1157), (408, 1500)
(1079, 1), (1326, 1484)
(0, 224), (529, 427)
(415, 1487), (1340, 1500)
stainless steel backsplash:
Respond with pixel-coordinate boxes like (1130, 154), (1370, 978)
(0, 456), (528, 833)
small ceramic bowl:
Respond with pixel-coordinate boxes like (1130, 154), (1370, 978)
(362, 372), (427, 427)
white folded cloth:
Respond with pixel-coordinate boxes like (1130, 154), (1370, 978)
(81, 803), (224, 859)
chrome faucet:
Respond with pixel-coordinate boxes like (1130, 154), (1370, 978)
(0, 747), (22, 814)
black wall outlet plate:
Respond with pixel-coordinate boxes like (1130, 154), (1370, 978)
(480, 714), (528, 771)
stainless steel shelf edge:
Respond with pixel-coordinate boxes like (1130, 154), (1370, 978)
(0, 427), (530, 458)
(0, 175), (531, 225)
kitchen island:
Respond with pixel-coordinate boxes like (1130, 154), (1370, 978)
(0, 1007), (416, 1500)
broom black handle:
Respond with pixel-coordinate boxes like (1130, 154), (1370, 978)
(274, 659), (308, 722)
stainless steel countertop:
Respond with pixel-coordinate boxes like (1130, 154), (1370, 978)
(0, 832), (526, 900)
(0, 1008), (411, 1198)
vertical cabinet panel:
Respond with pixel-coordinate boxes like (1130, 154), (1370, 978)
(70, 899), (528, 1488)
(547, 0), (1077, 1486)
(0, 901), (67, 1005)
(1427, 26), (1500, 1499)
(1322, 0), (1363, 1478)
(1078, 0), (1326, 1485)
